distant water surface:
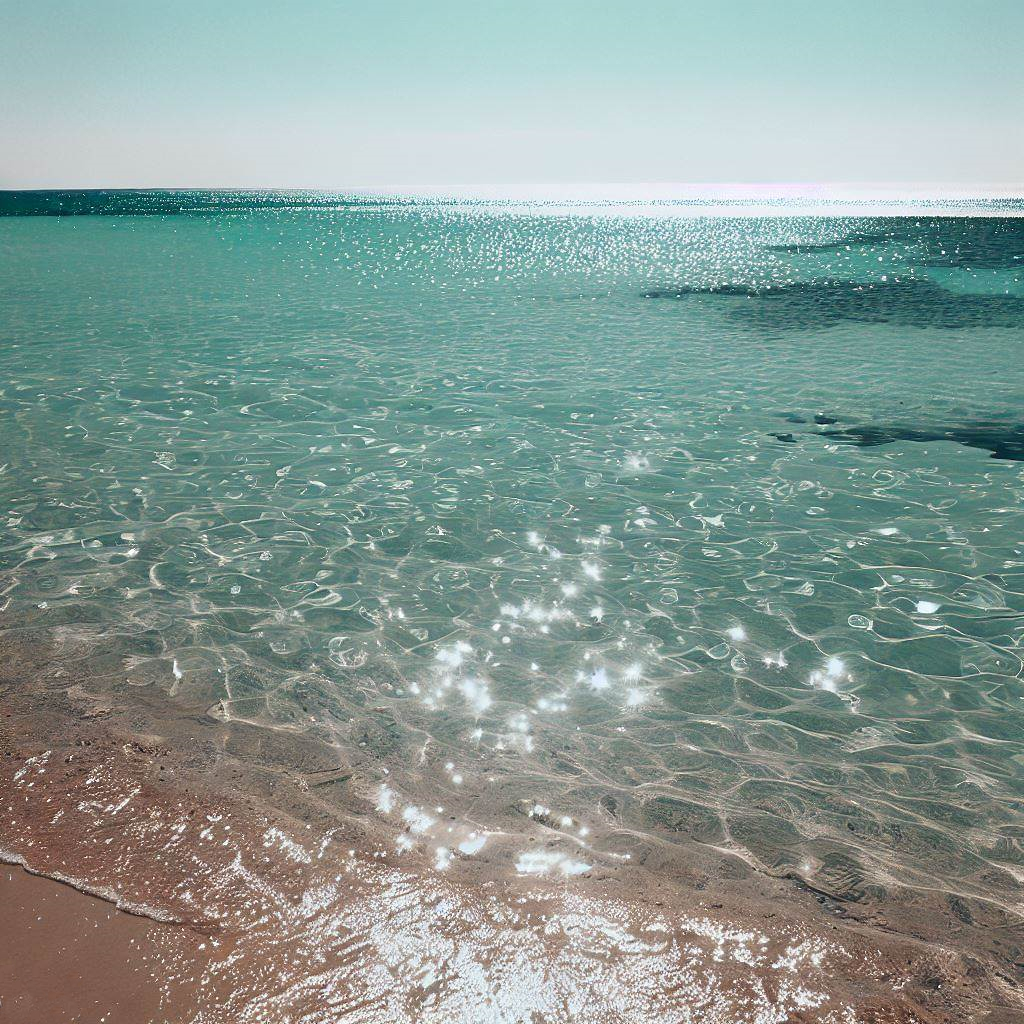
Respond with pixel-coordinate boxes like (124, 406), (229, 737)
(1, 193), (1023, 919)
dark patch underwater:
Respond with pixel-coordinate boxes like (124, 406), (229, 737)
(767, 217), (1024, 271)
(820, 421), (1024, 462)
(773, 414), (1024, 462)
(644, 277), (1024, 331)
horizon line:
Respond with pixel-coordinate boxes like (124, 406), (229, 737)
(2, 182), (1024, 197)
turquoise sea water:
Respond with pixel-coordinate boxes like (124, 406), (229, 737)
(1, 193), (1023, 918)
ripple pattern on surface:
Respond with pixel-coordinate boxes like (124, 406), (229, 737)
(1, 208), (1023, 930)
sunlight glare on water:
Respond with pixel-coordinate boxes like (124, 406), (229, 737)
(1, 194), (1023, 925)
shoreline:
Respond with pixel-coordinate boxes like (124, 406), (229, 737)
(0, 863), (225, 1024)
(2, 658), (1021, 1023)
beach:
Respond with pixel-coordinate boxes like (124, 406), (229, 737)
(0, 664), (1002, 1023)
(1, 625), (1020, 1021)
(0, 864), (221, 1024)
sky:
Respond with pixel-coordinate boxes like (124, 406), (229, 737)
(1, 0), (1022, 190)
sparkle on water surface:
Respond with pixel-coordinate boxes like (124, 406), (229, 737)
(1, 195), (1024, 1018)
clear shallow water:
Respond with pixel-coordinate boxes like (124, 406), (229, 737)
(1, 197), (1023, 916)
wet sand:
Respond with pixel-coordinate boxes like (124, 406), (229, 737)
(0, 866), (223, 1024)
(1, 636), (1022, 1022)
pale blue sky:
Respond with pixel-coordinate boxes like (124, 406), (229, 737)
(1, 0), (1022, 189)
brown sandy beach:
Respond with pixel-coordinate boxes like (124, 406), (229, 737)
(2, 632), (1022, 1024)
(0, 865), (224, 1024)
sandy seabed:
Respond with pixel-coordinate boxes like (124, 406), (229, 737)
(1, 650), (1022, 1024)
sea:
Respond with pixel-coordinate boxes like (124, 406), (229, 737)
(1, 190), (1022, 1021)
